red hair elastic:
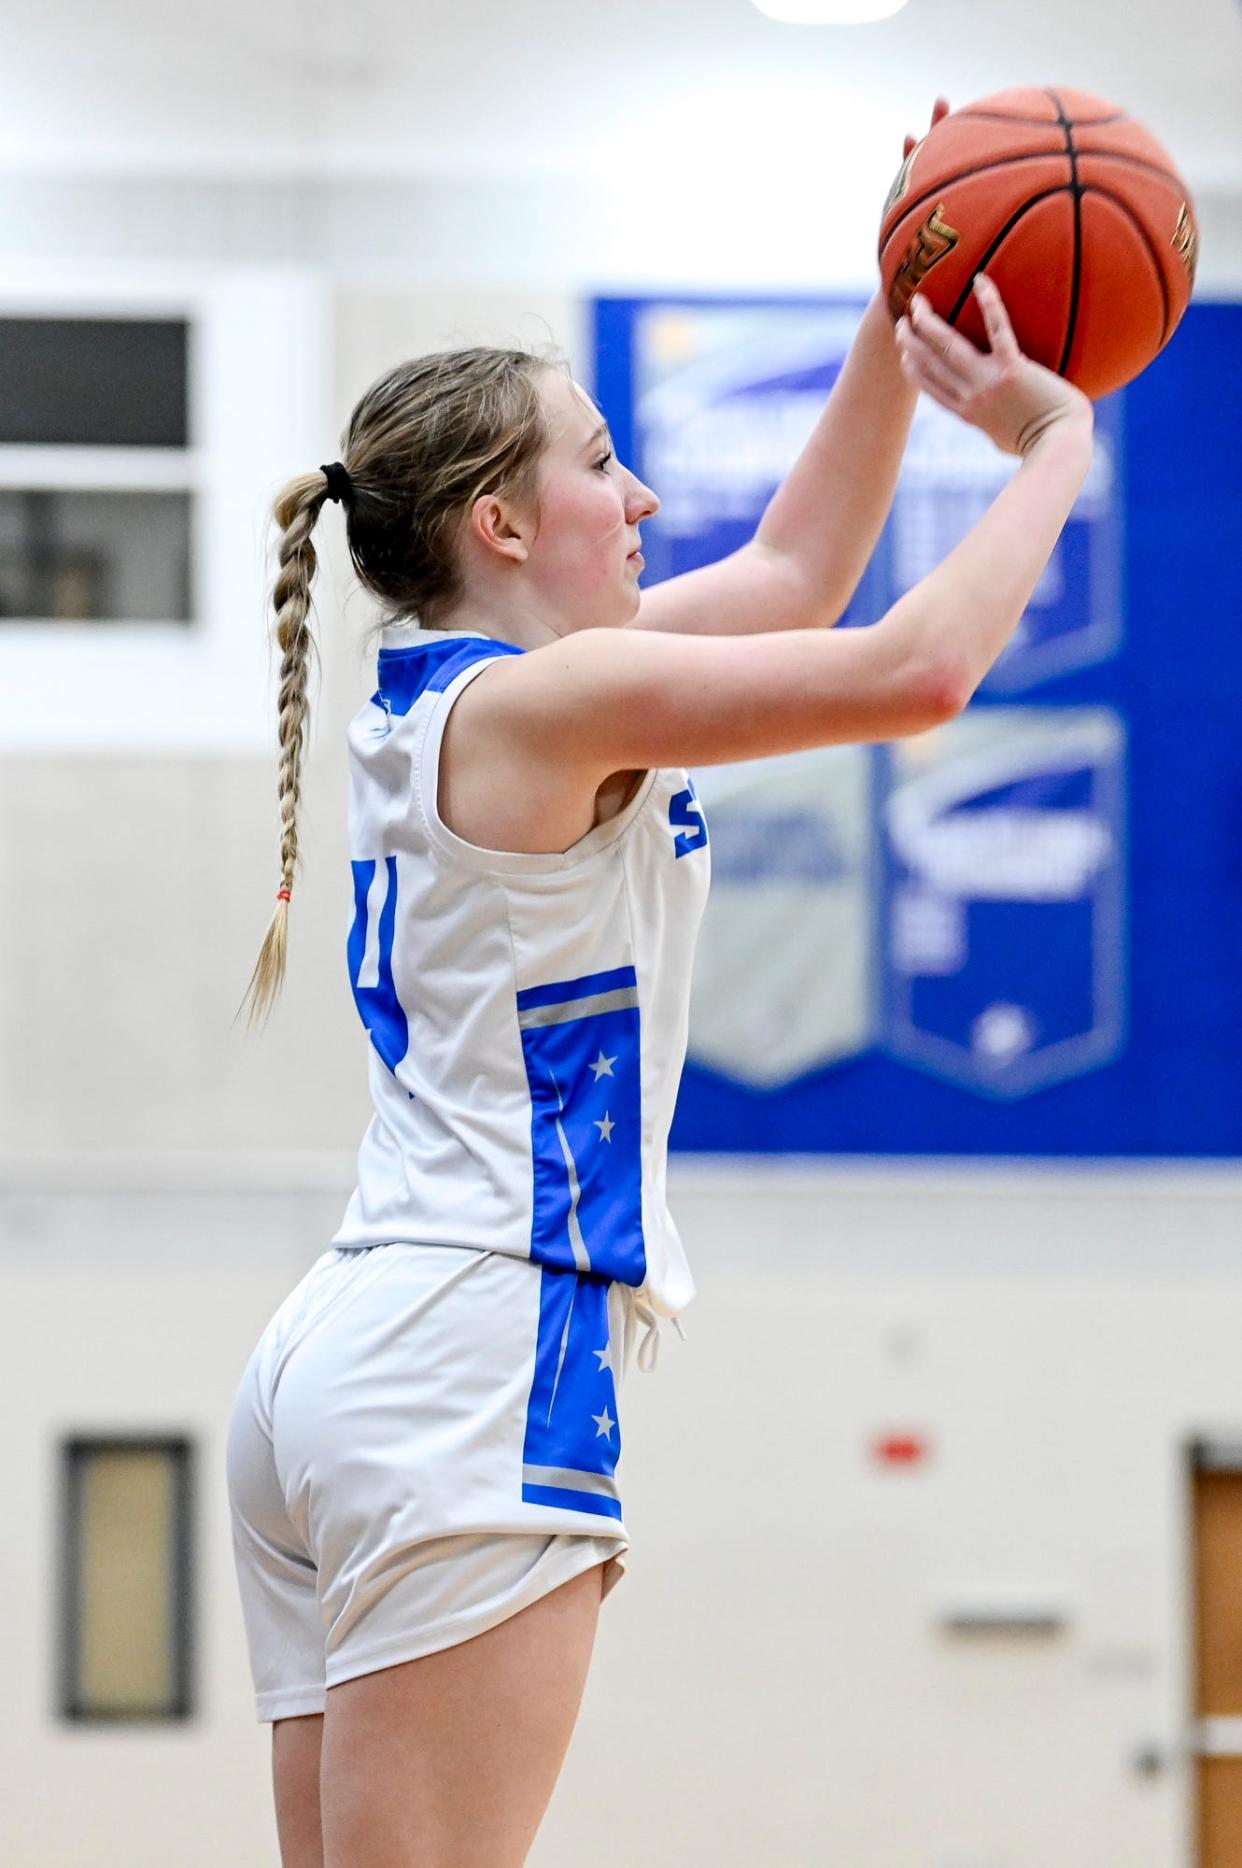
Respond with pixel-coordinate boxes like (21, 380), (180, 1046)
(277, 888), (291, 903)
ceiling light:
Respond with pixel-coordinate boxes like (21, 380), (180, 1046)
(751, 0), (908, 21)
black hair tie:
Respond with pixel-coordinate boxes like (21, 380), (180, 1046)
(320, 461), (353, 506)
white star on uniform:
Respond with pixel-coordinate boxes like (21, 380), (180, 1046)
(594, 1112), (615, 1143)
(590, 1050), (617, 1081)
(592, 1405), (615, 1441)
(593, 1341), (613, 1374)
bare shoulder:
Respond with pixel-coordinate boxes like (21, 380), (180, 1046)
(449, 627), (694, 774)
(436, 636), (635, 854)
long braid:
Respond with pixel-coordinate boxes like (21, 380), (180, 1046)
(238, 472), (327, 1026)
(238, 346), (563, 1030)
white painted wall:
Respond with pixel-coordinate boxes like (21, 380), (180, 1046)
(2, 1164), (1237, 1868)
(4, 173), (1242, 293)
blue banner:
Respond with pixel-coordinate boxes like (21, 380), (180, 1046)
(882, 395), (1124, 692)
(593, 296), (1242, 1155)
(882, 709), (1126, 1098)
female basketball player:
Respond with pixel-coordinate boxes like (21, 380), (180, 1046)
(226, 106), (1094, 1868)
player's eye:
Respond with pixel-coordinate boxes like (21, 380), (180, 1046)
(594, 449), (614, 470)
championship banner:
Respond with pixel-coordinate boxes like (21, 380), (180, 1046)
(882, 709), (1126, 1098)
(602, 298), (882, 624)
(687, 747), (876, 1087)
(592, 296), (1241, 1156)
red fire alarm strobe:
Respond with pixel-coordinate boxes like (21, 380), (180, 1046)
(871, 1431), (932, 1467)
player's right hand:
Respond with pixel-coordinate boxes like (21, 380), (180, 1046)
(895, 273), (1093, 457)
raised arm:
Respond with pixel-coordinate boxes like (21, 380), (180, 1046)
(447, 280), (1092, 852)
(505, 424), (1089, 768)
(631, 291), (920, 638)
(634, 100), (949, 640)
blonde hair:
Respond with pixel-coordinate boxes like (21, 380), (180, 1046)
(239, 343), (566, 1025)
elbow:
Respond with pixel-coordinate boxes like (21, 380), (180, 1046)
(928, 654), (973, 725)
(904, 650), (972, 732)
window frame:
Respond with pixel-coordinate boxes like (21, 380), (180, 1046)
(0, 266), (330, 751)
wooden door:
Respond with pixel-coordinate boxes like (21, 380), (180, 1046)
(1192, 1447), (1242, 1864)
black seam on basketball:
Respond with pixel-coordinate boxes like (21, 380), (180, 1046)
(1080, 185), (1171, 345)
(945, 187), (1071, 326)
(1072, 149), (1186, 190)
(1050, 91), (1084, 378)
(953, 109), (1126, 128)
(882, 149), (1073, 248)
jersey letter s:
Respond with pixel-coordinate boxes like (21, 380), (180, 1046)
(669, 780), (709, 860)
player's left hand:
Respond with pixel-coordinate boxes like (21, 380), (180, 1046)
(902, 97), (950, 161)
(897, 274), (1093, 456)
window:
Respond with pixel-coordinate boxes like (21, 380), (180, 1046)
(0, 317), (194, 627)
(0, 269), (329, 750)
(58, 1436), (195, 1722)
(0, 318), (188, 448)
(0, 489), (192, 622)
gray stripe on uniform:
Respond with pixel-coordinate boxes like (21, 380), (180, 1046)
(518, 986), (639, 1030)
(523, 1465), (619, 1498)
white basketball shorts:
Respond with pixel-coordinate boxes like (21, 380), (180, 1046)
(225, 1241), (630, 1722)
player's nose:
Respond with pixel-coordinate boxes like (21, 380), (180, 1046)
(623, 466), (659, 521)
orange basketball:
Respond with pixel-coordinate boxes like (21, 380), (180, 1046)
(878, 87), (1199, 399)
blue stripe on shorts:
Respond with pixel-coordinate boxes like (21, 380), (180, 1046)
(521, 1265), (622, 1522)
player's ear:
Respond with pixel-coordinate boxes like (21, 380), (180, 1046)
(468, 493), (530, 565)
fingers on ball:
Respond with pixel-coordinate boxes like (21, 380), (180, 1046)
(913, 298), (974, 371)
(973, 273), (1020, 359)
(910, 292), (948, 333)
(901, 326), (969, 400)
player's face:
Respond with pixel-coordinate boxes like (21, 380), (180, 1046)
(528, 371), (659, 629)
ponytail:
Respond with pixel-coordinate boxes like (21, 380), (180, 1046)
(237, 470), (330, 1025)
(238, 346), (558, 1024)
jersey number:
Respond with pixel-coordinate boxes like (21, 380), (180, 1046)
(669, 781), (708, 860)
(347, 857), (410, 1075)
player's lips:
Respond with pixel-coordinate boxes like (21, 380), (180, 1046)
(627, 551), (644, 568)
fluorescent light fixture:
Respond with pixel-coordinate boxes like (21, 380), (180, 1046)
(751, 0), (908, 20)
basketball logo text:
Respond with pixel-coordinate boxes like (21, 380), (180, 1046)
(887, 204), (961, 319)
(1172, 203), (1198, 284)
(882, 145), (918, 222)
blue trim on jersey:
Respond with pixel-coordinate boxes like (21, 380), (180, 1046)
(516, 965), (639, 1012)
(426, 637), (522, 693)
(347, 857), (410, 1074)
(373, 636), (522, 717)
(519, 980), (646, 1285)
(522, 1267), (622, 1521)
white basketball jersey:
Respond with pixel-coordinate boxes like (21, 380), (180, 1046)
(331, 626), (711, 1319)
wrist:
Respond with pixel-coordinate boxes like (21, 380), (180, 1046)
(862, 286), (905, 355)
(1018, 406), (1094, 461)
(859, 288), (920, 409)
